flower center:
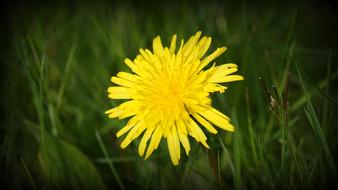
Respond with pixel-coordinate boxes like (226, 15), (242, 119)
(152, 75), (186, 119)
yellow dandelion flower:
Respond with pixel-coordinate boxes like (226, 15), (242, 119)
(105, 31), (244, 165)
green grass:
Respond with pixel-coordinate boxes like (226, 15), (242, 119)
(1, 0), (337, 189)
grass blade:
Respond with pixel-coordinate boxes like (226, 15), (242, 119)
(20, 157), (37, 190)
(296, 63), (336, 175)
(95, 130), (125, 190)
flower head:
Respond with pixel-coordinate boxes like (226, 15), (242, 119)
(105, 31), (243, 165)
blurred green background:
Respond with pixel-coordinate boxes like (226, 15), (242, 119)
(1, 0), (338, 189)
